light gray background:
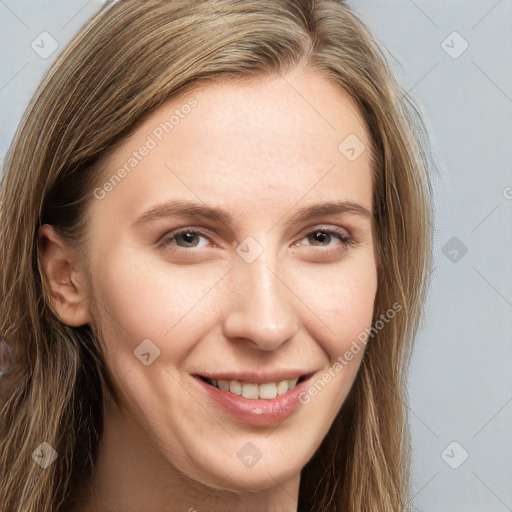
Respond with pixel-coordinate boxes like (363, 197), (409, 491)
(1, 1), (511, 511)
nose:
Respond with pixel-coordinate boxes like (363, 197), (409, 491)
(221, 253), (300, 352)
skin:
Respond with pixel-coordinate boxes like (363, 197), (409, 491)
(39, 67), (378, 512)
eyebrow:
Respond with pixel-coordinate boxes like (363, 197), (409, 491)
(132, 198), (372, 232)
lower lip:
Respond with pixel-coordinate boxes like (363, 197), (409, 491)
(193, 376), (311, 426)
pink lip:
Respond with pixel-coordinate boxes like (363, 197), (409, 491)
(192, 374), (313, 426)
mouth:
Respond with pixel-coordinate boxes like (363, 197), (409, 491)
(195, 374), (311, 400)
(192, 371), (316, 425)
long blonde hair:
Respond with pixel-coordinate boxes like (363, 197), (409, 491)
(0, 1), (433, 510)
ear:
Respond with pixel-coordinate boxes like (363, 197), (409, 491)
(37, 224), (92, 327)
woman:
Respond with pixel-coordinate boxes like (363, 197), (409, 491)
(0, 1), (433, 510)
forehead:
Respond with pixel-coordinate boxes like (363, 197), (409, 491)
(91, 70), (373, 226)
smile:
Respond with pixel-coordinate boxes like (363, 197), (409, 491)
(193, 372), (314, 425)
(199, 376), (303, 399)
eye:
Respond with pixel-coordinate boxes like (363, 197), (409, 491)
(298, 227), (353, 249)
(157, 226), (355, 254)
(158, 228), (210, 250)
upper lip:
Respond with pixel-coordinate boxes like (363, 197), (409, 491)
(194, 370), (315, 384)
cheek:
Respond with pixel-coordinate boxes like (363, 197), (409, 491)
(289, 257), (377, 442)
(89, 249), (228, 370)
(289, 254), (378, 359)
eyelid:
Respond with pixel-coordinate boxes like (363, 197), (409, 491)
(297, 223), (351, 239)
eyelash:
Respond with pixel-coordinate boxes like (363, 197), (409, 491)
(157, 226), (355, 255)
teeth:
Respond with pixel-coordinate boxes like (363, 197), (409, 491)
(277, 380), (289, 396)
(259, 382), (277, 399)
(217, 380), (230, 391)
(241, 383), (259, 399)
(229, 380), (242, 395)
(211, 378), (300, 399)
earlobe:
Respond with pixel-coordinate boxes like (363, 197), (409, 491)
(37, 224), (91, 327)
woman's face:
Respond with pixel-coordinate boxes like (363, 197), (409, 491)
(84, 69), (377, 492)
